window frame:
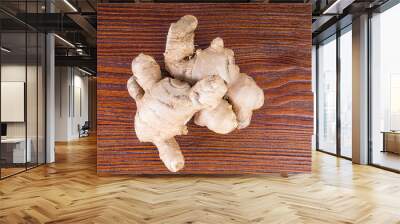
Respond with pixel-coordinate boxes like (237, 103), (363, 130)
(315, 24), (353, 161)
(0, 0), (48, 180)
(367, 0), (400, 173)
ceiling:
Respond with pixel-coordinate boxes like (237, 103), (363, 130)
(1, 0), (392, 74)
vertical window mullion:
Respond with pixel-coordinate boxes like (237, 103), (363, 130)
(336, 29), (341, 157)
(36, 0), (39, 167)
(316, 44), (320, 150)
(367, 11), (373, 165)
(25, 0), (28, 171)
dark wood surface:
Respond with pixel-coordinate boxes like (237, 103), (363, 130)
(97, 3), (313, 175)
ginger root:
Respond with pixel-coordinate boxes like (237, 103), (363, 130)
(127, 15), (264, 172)
(164, 15), (264, 130)
(128, 54), (227, 172)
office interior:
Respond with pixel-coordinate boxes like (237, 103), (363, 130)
(0, 0), (400, 222)
(314, 2), (400, 172)
(0, 0), (398, 178)
(0, 0), (96, 179)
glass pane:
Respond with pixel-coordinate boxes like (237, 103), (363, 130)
(38, 32), (45, 165)
(0, 0), (46, 178)
(26, 0), (38, 169)
(340, 28), (352, 158)
(318, 36), (337, 154)
(1, 30), (27, 177)
(371, 4), (400, 171)
(27, 31), (38, 169)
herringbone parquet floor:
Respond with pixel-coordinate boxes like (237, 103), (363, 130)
(1, 136), (400, 224)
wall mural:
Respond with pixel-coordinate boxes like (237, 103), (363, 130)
(97, 3), (313, 175)
(127, 15), (264, 172)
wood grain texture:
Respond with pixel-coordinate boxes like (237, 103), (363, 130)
(97, 3), (313, 175)
(2, 137), (400, 223)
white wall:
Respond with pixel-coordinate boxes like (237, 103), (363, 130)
(1, 63), (46, 164)
(55, 66), (70, 141)
(54, 67), (89, 141)
(0, 64), (41, 138)
(1, 65), (25, 81)
(1, 65), (26, 139)
(1, 82), (25, 122)
(72, 73), (89, 138)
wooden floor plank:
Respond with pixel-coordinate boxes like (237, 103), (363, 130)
(0, 135), (399, 223)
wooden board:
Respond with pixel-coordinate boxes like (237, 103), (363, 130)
(97, 3), (313, 175)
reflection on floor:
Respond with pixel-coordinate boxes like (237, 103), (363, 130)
(0, 163), (42, 178)
(373, 150), (400, 171)
(0, 136), (400, 223)
(0, 167), (25, 177)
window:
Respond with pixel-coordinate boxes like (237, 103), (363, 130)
(316, 25), (353, 158)
(0, 1), (47, 179)
(317, 35), (337, 154)
(370, 3), (400, 171)
(339, 27), (352, 158)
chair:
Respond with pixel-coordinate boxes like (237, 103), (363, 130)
(79, 121), (90, 138)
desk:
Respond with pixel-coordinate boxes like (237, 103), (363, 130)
(1, 138), (31, 163)
(382, 131), (400, 154)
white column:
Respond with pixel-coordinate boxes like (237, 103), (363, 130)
(352, 14), (369, 164)
(46, 32), (55, 163)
